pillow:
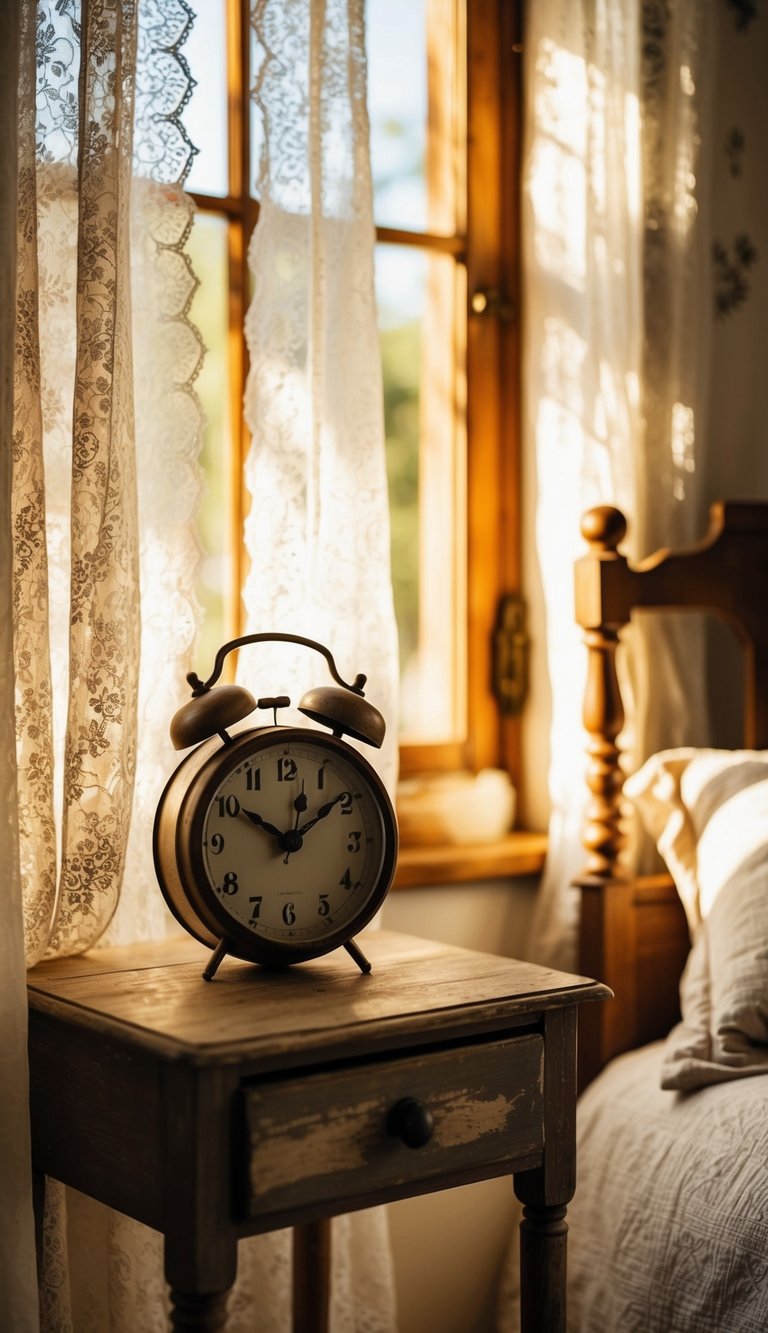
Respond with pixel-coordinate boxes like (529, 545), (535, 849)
(625, 748), (768, 1090)
(625, 747), (768, 928)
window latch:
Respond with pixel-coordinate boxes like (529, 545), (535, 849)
(493, 594), (530, 716)
(470, 288), (516, 323)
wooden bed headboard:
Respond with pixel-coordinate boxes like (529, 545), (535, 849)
(574, 500), (768, 1088)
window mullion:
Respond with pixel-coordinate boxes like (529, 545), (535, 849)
(224, 0), (252, 644)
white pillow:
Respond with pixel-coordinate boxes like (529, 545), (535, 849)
(626, 748), (768, 1090)
(625, 747), (768, 927)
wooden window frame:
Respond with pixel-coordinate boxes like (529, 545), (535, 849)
(189, 0), (525, 799)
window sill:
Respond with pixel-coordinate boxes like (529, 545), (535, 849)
(393, 831), (547, 890)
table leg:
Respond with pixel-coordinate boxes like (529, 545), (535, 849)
(32, 1169), (46, 1277)
(169, 1288), (230, 1330)
(514, 1005), (577, 1333)
(164, 1227), (236, 1333)
(518, 1202), (568, 1333)
(293, 1218), (332, 1333)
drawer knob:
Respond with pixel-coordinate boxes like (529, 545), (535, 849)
(386, 1097), (434, 1149)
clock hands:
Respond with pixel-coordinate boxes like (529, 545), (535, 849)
(241, 784), (351, 863)
(295, 791), (349, 837)
(282, 790), (352, 861)
(241, 809), (284, 840)
(283, 782), (308, 863)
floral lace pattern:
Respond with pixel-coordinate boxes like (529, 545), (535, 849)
(13, 0), (203, 963)
(242, 0), (399, 800)
(237, 3), (399, 1328)
(9, 0), (203, 1328)
(10, 0), (399, 1326)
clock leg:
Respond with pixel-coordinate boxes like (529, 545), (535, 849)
(202, 938), (230, 982)
(344, 938), (372, 974)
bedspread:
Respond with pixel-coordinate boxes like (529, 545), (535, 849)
(567, 1042), (768, 1332)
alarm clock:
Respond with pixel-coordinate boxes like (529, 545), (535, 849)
(153, 632), (398, 980)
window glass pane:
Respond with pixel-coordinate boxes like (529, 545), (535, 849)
(377, 244), (465, 742)
(184, 1), (228, 197)
(367, 0), (426, 229)
(366, 0), (463, 235)
(187, 213), (232, 667)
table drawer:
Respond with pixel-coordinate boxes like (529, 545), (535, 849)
(242, 1034), (543, 1221)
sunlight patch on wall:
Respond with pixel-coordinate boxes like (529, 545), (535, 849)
(670, 400), (696, 499)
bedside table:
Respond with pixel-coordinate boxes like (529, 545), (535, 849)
(27, 930), (609, 1332)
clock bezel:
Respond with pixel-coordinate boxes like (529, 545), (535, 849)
(165, 726), (398, 967)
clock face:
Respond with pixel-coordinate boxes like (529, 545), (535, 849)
(187, 731), (394, 953)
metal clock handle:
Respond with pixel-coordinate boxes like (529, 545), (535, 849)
(186, 632), (368, 698)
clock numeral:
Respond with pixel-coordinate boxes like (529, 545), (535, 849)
(339, 792), (353, 815)
(216, 794), (241, 818)
(317, 765), (326, 790)
(277, 757), (298, 783)
(209, 833), (225, 855)
(249, 896), (262, 923)
(318, 894), (330, 917)
(245, 767), (261, 791)
(217, 871), (239, 896)
(347, 831), (361, 853)
(339, 867), (354, 890)
(282, 901), (296, 925)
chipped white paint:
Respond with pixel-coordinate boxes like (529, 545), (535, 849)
(249, 1097), (380, 1195)
(436, 1090), (520, 1147)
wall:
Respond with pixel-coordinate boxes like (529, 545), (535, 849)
(704, 5), (768, 744)
(706, 4), (768, 503)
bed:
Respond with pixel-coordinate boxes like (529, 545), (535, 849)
(567, 501), (768, 1332)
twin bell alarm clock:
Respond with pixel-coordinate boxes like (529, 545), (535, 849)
(153, 633), (398, 981)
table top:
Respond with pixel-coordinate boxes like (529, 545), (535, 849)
(28, 930), (609, 1071)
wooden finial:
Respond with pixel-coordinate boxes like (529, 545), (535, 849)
(580, 505), (627, 551)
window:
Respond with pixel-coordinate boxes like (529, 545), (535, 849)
(185, 0), (525, 798)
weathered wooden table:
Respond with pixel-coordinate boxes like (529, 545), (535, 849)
(27, 930), (608, 1331)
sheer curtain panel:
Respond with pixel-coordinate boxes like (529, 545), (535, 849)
(1, 7), (39, 1329)
(521, 0), (716, 976)
(5, 1), (203, 1328)
(231, 1), (400, 1327)
(4, 0), (398, 1328)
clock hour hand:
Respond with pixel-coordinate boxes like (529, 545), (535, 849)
(296, 791), (349, 837)
(241, 809), (283, 840)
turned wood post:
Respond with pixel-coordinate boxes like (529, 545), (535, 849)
(518, 1204), (568, 1333)
(293, 1219), (332, 1333)
(169, 1290), (229, 1331)
(576, 506), (630, 879)
(574, 507), (636, 1083)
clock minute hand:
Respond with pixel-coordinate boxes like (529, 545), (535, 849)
(296, 791), (349, 837)
(242, 809), (283, 840)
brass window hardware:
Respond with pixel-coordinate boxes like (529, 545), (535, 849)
(470, 287), (516, 322)
(493, 593), (529, 716)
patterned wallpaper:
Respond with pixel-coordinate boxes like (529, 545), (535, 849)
(707, 0), (768, 497)
(714, 2), (761, 315)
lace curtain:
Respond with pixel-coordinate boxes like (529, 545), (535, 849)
(241, 0), (399, 796)
(3, 0), (397, 1327)
(521, 0), (716, 974)
(230, 1), (400, 1327)
(2, 1), (202, 1328)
